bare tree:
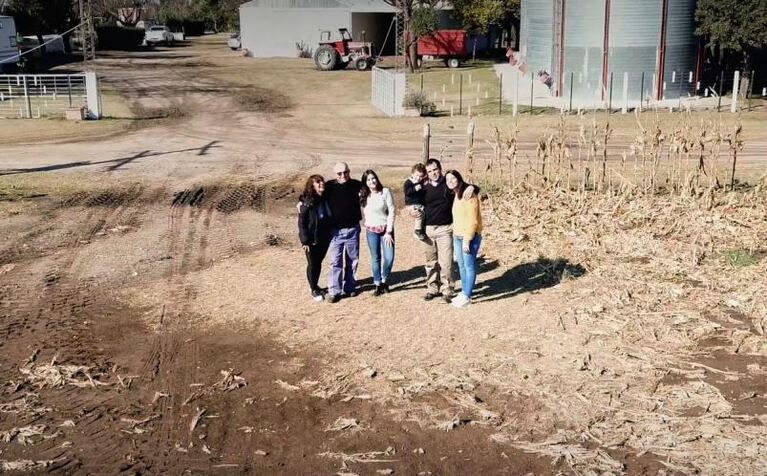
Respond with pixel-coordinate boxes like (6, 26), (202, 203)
(93, 0), (146, 27)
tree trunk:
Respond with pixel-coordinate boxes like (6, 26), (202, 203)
(407, 39), (417, 73)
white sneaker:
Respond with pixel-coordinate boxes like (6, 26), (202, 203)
(451, 294), (471, 308)
(311, 290), (324, 302)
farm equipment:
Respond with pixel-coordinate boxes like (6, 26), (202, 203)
(313, 28), (375, 71)
(416, 29), (467, 68)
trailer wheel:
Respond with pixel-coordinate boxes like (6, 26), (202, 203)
(446, 58), (460, 68)
(355, 58), (370, 71)
(314, 45), (339, 71)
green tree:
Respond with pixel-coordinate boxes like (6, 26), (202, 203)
(450, 0), (519, 34)
(695, 0), (767, 73)
(383, 0), (440, 72)
(6, 0), (76, 36)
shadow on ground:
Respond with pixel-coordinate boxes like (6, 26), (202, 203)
(473, 257), (586, 303)
(355, 256), (584, 301)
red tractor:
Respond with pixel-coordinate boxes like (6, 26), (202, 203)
(313, 28), (376, 71)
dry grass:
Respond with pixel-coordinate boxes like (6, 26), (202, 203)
(234, 86), (294, 113)
(0, 173), (147, 205)
(465, 112), (763, 193)
(0, 85), (134, 146)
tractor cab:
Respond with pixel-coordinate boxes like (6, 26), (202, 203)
(313, 28), (375, 71)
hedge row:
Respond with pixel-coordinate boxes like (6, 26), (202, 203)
(95, 26), (144, 50)
(165, 20), (205, 37)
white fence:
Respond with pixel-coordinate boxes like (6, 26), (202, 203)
(0, 72), (101, 119)
(371, 66), (405, 117)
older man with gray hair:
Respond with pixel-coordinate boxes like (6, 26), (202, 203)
(324, 162), (364, 303)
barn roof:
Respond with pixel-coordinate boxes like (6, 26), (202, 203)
(240, 0), (398, 12)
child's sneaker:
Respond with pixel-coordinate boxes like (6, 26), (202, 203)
(451, 294), (471, 309)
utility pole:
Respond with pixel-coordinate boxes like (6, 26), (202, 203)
(78, 0), (96, 63)
(394, 0), (406, 72)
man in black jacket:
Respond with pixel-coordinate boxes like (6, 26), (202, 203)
(325, 162), (364, 303)
(421, 158), (475, 303)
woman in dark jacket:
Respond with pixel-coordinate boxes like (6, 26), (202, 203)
(298, 174), (333, 302)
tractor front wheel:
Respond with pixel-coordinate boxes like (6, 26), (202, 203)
(355, 58), (370, 71)
(314, 45), (339, 71)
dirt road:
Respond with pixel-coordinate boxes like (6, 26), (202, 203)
(2, 37), (765, 183)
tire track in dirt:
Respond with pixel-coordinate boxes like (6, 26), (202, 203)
(0, 184), (169, 473)
(137, 190), (231, 472)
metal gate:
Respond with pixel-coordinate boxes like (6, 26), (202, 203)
(0, 72), (101, 119)
(371, 66), (405, 117)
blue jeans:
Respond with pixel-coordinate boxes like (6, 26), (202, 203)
(366, 229), (395, 285)
(328, 226), (360, 296)
(453, 234), (482, 298)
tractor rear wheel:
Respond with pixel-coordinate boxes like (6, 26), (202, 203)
(314, 45), (339, 71)
(355, 58), (370, 71)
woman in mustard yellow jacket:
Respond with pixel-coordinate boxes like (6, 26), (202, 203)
(445, 170), (482, 308)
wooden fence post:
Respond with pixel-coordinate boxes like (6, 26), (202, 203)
(465, 121), (475, 175)
(422, 123), (430, 162)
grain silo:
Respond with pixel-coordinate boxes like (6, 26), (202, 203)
(519, 0), (700, 103)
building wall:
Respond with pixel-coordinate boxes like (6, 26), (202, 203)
(240, 7), (351, 57)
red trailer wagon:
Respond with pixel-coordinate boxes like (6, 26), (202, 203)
(416, 29), (467, 68)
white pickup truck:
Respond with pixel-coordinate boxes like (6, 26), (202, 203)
(144, 25), (174, 46)
(0, 15), (19, 73)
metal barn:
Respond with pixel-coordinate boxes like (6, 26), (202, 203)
(520, 0), (699, 102)
(239, 0), (398, 58)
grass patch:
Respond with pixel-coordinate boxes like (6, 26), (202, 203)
(723, 248), (759, 268)
(234, 86), (294, 113)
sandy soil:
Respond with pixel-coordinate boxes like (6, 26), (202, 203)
(1, 36), (765, 474)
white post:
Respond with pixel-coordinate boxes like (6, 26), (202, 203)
(513, 69), (519, 116)
(85, 72), (102, 119)
(730, 71), (740, 113)
(621, 72), (629, 114)
(395, 72), (405, 117)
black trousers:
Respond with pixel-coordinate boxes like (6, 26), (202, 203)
(305, 239), (330, 293)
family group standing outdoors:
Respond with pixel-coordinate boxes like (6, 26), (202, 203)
(298, 159), (482, 308)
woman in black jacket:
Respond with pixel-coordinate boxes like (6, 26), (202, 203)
(298, 174), (333, 302)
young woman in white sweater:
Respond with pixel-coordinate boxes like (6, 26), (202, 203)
(360, 170), (395, 296)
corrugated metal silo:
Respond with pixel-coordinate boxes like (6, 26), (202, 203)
(519, 0), (699, 104)
(563, 0), (605, 100)
(519, 0), (555, 82)
(661, 0), (698, 99)
(608, 0), (661, 102)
